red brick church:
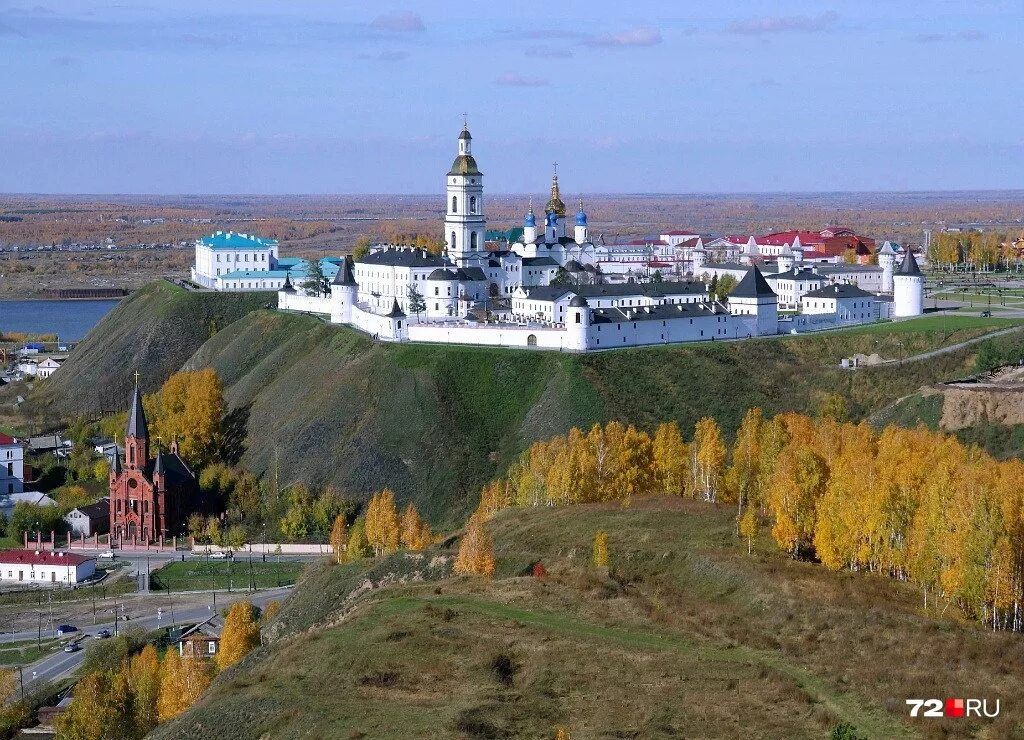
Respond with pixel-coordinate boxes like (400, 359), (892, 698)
(109, 383), (199, 544)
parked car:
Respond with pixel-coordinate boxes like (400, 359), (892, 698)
(95, 629), (111, 639)
(209, 552), (228, 560)
(98, 552), (115, 559)
(980, 310), (992, 317)
(55, 625), (77, 636)
(63, 643), (81, 653)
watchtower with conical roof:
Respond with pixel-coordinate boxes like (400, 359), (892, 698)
(444, 123), (486, 264)
(893, 248), (924, 317)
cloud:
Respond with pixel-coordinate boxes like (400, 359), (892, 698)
(589, 27), (662, 47)
(357, 50), (409, 62)
(52, 54), (77, 66)
(726, 11), (838, 35)
(525, 45), (572, 59)
(369, 12), (424, 33)
(495, 72), (549, 87)
(519, 29), (590, 41)
(911, 30), (987, 43)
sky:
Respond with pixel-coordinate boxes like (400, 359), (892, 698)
(0, 0), (1021, 194)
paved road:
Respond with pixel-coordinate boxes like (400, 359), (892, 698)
(16, 587), (290, 690)
(887, 324), (1024, 366)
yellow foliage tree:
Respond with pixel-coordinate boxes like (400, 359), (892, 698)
(157, 649), (187, 722)
(56, 671), (120, 740)
(454, 514), (496, 577)
(329, 514), (348, 564)
(738, 506), (758, 556)
(261, 600), (282, 625)
(399, 503), (432, 551)
(218, 600), (261, 671)
(652, 421), (688, 496)
(592, 530), (609, 568)
(692, 417), (726, 502)
(128, 644), (161, 734)
(149, 368), (225, 466)
(364, 489), (400, 556)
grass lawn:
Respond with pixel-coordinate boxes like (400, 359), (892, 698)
(0, 638), (61, 666)
(149, 559), (305, 592)
(0, 578), (136, 612)
(834, 315), (1024, 334)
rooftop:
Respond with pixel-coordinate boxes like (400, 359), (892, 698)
(0, 550), (92, 566)
(198, 231), (278, 251)
(802, 283), (876, 300)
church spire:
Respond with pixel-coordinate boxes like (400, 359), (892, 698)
(126, 378), (148, 440)
(124, 376), (149, 470)
(545, 164), (566, 217)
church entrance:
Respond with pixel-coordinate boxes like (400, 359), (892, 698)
(127, 522), (137, 542)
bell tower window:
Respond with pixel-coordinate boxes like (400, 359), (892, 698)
(470, 232), (477, 250)
(451, 196), (457, 213)
(469, 196), (476, 213)
(451, 232), (457, 250)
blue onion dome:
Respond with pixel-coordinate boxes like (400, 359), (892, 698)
(524, 204), (536, 228)
(575, 199), (587, 226)
(546, 211), (558, 227)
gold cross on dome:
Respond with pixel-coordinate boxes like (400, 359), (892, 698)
(133, 370), (140, 386)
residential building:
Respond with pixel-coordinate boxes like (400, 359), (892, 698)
(66, 498), (111, 537)
(0, 550), (96, 585)
(0, 433), (24, 495)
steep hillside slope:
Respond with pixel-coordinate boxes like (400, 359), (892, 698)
(30, 281), (272, 418)
(26, 282), (1024, 522)
(154, 498), (1024, 739)
(185, 309), (1024, 522)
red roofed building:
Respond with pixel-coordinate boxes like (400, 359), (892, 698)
(0, 549), (96, 584)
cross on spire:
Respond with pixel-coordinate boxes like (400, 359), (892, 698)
(133, 370), (140, 387)
(462, 112), (468, 129)
(553, 161), (558, 177)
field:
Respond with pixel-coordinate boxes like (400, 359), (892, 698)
(149, 560), (305, 592)
(0, 638), (61, 666)
(18, 282), (1024, 525)
(2, 191), (1023, 298)
(154, 497), (1024, 739)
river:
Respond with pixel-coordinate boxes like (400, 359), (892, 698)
(0, 299), (121, 341)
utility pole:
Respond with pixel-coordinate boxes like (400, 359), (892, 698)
(17, 666), (24, 702)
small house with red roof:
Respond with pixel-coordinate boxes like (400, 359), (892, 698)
(0, 549), (96, 585)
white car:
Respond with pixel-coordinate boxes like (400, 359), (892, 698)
(98, 551), (115, 559)
(208, 552), (228, 560)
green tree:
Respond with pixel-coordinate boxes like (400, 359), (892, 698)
(714, 274), (738, 302)
(550, 267), (574, 286)
(407, 284), (426, 320)
(300, 257), (329, 296)
(352, 235), (372, 261)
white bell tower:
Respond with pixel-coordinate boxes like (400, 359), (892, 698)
(444, 120), (486, 265)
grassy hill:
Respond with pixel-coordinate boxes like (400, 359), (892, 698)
(29, 281), (272, 420)
(153, 498), (1024, 739)
(25, 281), (1024, 523)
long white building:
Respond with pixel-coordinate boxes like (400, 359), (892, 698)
(0, 550), (96, 585)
